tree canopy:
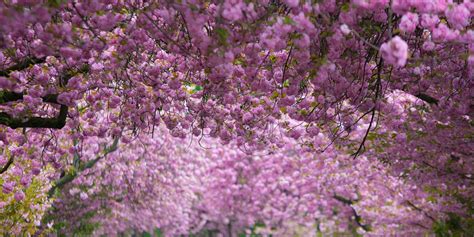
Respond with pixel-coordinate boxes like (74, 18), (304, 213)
(0, 0), (473, 236)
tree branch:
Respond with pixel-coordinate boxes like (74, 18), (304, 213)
(353, 58), (384, 158)
(0, 105), (68, 129)
(82, 137), (119, 170)
(333, 194), (355, 205)
(333, 194), (371, 232)
(59, 64), (90, 87)
(0, 156), (14, 174)
(48, 137), (120, 197)
(0, 91), (59, 104)
(350, 206), (371, 232)
(405, 200), (436, 222)
(414, 93), (439, 105)
(0, 57), (47, 77)
(0, 63), (89, 129)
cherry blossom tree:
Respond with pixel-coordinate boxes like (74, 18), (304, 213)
(44, 128), (435, 236)
(0, 0), (472, 236)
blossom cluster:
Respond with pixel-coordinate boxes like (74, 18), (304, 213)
(0, 0), (472, 235)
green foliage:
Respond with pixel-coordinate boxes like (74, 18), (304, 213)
(433, 213), (474, 237)
(283, 16), (295, 25)
(0, 176), (51, 235)
(47, 0), (67, 8)
(140, 223), (269, 237)
(341, 3), (350, 12)
(215, 28), (229, 46)
(139, 228), (164, 237)
(50, 210), (101, 236)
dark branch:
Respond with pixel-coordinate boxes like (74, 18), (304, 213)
(414, 93), (439, 105)
(0, 156), (14, 174)
(0, 57), (46, 77)
(333, 194), (371, 232)
(0, 91), (59, 104)
(405, 200), (436, 222)
(48, 137), (119, 197)
(0, 105), (68, 129)
(59, 64), (90, 87)
(353, 58), (384, 158)
(333, 194), (355, 205)
(0, 63), (89, 129)
(350, 206), (371, 231)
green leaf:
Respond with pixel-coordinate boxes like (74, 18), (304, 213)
(283, 16), (295, 25)
(341, 2), (350, 12)
(155, 228), (164, 237)
(141, 232), (152, 237)
(234, 57), (246, 66)
(366, 132), (378, 141)
(47, 0), (66, 8)
(194, 85), (203, 91)
(270, 91), (279, 100)
(269, 54), (277, 64)
(215, 28), (229, 45)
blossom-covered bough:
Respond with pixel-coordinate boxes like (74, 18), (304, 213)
(0, 0), (472, 235)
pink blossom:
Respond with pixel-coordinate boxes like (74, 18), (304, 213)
(445, 4), (471, 30)
(421, 14), (439, 30)
(432, 23), (459, 41)
(0, 77), (13, 89)
(0, 155), (7, 166)
(2, 181), (15, 194)
(20, 176), (31, 187)
(422, 41), (436, 51)
(80, 192), (89, 200)
(242, 112), (253, 124)
(399, 12), (419, 33)
(340, 24), (351, 35)
(380, 36), (409, 67)
(14, 190), (25, 201)
(284, 0), (299, 8)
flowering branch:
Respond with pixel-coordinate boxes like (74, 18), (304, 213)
(0, 64), (89, 129)
(0, 57), (46, 77)
(0, 156), (13, 174)
(48, 137), (119, 197)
